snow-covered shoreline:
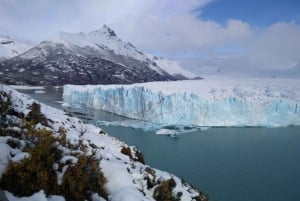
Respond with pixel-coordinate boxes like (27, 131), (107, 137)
(63, 77), (300, 128)
(0, 85), (206, 201)
(9, 85), (45, 90)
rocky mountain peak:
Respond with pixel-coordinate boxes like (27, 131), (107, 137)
(91, 24), (117, 38)
(102, 24), (117, 37)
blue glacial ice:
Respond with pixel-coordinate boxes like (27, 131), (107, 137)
(63, 82), (300, 128)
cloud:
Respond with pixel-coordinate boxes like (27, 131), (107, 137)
(179, 22), (300, 74)
(0, 0), (299, 73)
(249, 22), (300, 70)
(0, 0), (251, 51)
(109, 1), (252, 55)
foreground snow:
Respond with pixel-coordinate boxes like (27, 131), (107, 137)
(63, 76), (300, 128)
(0, 85), (204, 201)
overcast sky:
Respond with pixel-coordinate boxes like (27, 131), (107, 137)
(1, 0), (300, 73)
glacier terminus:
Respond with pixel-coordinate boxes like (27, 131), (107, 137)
(63, 77), (300, 128)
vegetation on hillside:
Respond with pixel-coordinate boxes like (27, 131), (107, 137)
(0, 89), (209, 201)
(0, 91), (107, 201)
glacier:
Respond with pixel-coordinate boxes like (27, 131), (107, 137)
(63, 78), (300, 128)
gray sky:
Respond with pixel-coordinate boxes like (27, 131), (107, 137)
(1, 0), (300, 72)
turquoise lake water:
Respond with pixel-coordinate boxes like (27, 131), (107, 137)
(20, 88), (300, 201)
(102, 126), (300, 201)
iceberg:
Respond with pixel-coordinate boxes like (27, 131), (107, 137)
(63, 78), (300, 127)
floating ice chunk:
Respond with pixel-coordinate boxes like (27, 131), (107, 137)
(156, 128), (176, 135)
(34, 90), (45, 94)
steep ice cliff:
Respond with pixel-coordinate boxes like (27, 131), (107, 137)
(63, 77), (300, 127)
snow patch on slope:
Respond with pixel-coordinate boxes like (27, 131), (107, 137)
(149, 55), (197, 79)
(0, 35), (32, 60)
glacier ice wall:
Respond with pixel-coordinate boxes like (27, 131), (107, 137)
(63, 84), (300, 127)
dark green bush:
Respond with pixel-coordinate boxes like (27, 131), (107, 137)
(0, 128), (60, 196)
(153, 180), (174, 201)
(57, 127), (67, 145)
(26, 102), (48, 126)
(153, 178), (181, 201)
(0, 125), (107, 201)
(0, 91), (12, 128)
(121, 146), (132, 158)
(61, 155), (107, 201)
(121, 146), (145, 164)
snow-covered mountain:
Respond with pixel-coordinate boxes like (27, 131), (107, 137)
(0, 34), (32, 61)
(0, 85), (207, 201)
(63, 76), (300, 128)
(0, 25), (194, 85)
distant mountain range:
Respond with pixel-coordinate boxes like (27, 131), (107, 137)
(0, 25), (196, 85)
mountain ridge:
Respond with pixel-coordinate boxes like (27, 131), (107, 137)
(0, 25), (196, 85)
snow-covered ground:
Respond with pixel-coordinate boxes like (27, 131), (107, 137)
(63, 76), (300, 128)
(0, 85), (205, 201)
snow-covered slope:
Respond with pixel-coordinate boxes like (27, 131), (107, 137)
(149, 55), (197, 79)
(0, 34), (32, 60)
(63, 76), (300, 128)
(0, 85), (207, 201)
(51, 25), (156, 69)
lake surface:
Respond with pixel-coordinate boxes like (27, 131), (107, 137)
(19, 88), (300, 201)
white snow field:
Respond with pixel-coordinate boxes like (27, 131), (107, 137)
(63, 76), (300, 128)
(0, 35), (32, 60)
(0, 85), (204, 201)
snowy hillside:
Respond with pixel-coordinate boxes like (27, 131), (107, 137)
(149, 55), (197, 79)
(0, 34), (32, 60)
(0, 85), (207, 201)
(63, 76), (300, 128)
